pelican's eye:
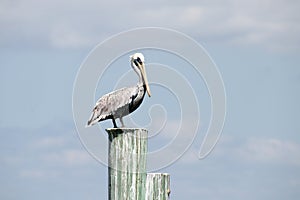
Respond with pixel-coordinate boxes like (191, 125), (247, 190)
(136, 57), (143, 65)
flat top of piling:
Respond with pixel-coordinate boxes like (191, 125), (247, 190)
(147, 173), (170, 176)
(106, 128), (148, 132)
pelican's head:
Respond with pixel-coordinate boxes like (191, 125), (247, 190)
(130, 53), (151, 97)
(130, 53), (145, 64)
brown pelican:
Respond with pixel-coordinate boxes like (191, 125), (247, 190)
(86, 53), (151, 128)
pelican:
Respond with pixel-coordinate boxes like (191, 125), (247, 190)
(86, 53), (151, 128)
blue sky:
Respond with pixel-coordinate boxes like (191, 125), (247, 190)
(1, 0), (300, 199)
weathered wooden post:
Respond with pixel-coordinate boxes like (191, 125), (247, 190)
(107, 128), (147, 200)
(107, 128), (170, 200)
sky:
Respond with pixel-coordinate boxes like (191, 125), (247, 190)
(1, 0), (300, 199)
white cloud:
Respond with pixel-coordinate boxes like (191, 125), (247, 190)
(1, 0), (299, 51)
(216, 136), (300, 166)
(240, 138), (300, 165)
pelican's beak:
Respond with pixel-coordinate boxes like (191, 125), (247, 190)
(140, 63), (151, 97)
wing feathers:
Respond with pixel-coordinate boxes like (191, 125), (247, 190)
(86, 86), (139, 126)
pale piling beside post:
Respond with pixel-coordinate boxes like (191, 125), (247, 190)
(146, 173), (171, 200)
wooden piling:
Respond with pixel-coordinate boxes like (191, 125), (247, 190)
(107, 128), (171, 200)
(107, 128), (148, 200)
(146, 173), (171, 200)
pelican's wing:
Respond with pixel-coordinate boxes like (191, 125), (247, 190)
(86, 86), (139, 126)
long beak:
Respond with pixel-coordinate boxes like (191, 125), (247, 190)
(140, 63), (151, 97)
